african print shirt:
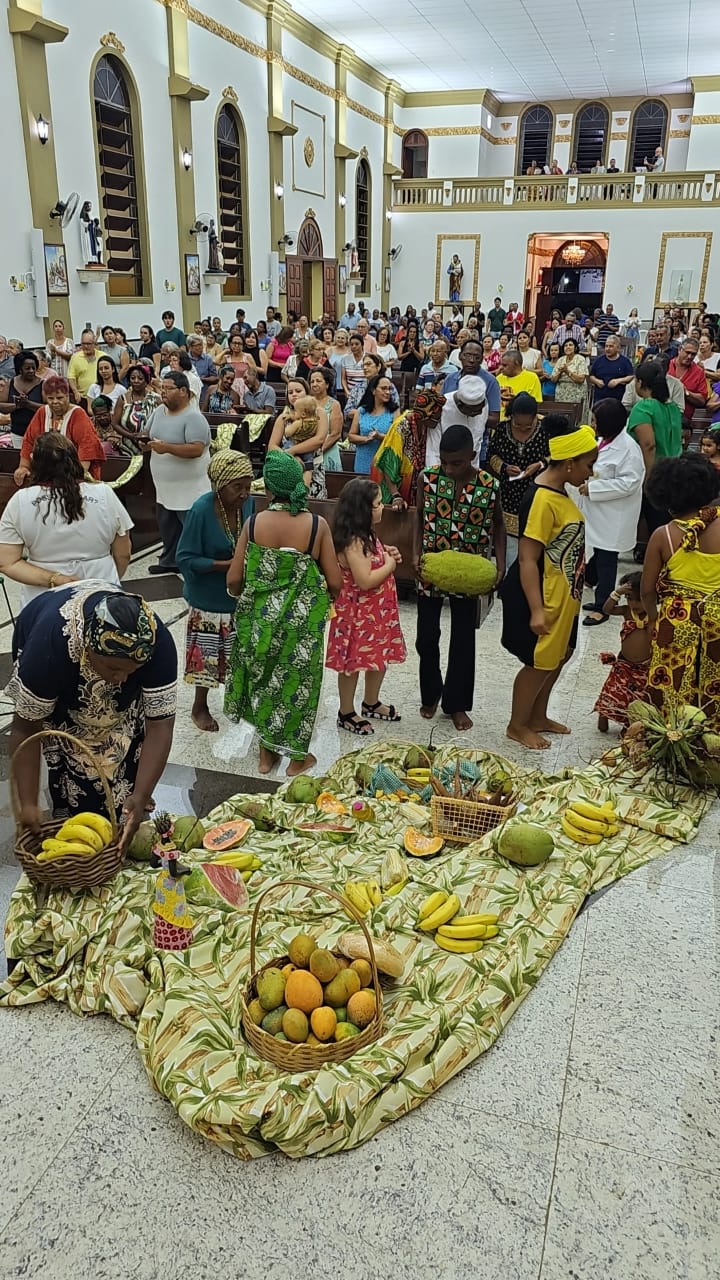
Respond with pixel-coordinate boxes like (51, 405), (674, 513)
(420, 466), (499, 597)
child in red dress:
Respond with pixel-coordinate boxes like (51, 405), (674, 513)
(327, 478), (406, 734)
(594, 571), (652, 731)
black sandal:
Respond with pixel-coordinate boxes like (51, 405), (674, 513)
(362, 701), (402, 722)
(337, 711), (374, 735)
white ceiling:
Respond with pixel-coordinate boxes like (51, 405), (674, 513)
(299, 0), (719, 98)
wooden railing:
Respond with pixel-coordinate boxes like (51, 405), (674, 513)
(392, 171), (720, 212)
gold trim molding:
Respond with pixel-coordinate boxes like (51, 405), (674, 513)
(692, 115), (720, 125)
(553, 134), (571, 143)
(99, 31), (125, 53)
(434, 233), (480, 306)
(221, 85), (238, 102)
(669, 129), (690, 139)
(654, 231), (713, 308)
(610, 132), (628, 140)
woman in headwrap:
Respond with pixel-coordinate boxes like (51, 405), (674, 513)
(177, 449), (255, 732)
(372, 385), (446, 509)
(225, 451), (342, 775)
(8, 586), (177, 844)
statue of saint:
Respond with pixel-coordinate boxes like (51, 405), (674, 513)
(447, 253), (464, 302)
(206, 218), (223, 273)
(80, 201), (103, 266)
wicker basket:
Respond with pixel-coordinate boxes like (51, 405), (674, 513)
(13, 729), (123, 889)
(242, 878), (383, 1071)
(431, 794), (517, 845)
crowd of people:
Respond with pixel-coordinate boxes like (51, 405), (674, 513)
(2, 292), (720, 830)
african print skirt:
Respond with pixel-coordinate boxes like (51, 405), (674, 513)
(184, 608), (235, 689)
(594, 654), (649, 726)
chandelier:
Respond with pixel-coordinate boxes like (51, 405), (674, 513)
(561, 241), (585, 267)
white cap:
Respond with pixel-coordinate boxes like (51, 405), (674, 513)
(456, 375), (487, 405)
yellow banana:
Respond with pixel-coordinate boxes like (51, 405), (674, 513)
(561, 815), (602, 845)
(74, 812), (113, 844)
(385, 879), (408, 896)
(56, 823), (103, 851)
(435, 934), (484, 954)
(450, 913), (499, 927)
(437, 923), (489, 940)
(213, 851), (256, 870)
(365, 879), (383, 907)
(407, 769), (431, 781)
(37, 841), (98, 862)
(565, 808), (612, 836)
(345, 882), (372, 915)
(418, 892), (461, 931)
(570, 799), (617, 823)
(603, 824), (620, 837)
(417, 890), (448, 922)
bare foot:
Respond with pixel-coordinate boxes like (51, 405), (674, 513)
(191, 709), (219, 732)
(529, 718), (571, 735)
(420, 701), (439, 720)
(506, 723), (551, 750)
(258, 746), (280, 774)
(451, 711), (473, 731)
(286, 753), (317, 777)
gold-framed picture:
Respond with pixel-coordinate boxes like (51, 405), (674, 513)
(434, 234), (480, 305)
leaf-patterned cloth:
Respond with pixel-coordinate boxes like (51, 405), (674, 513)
(0, 743), (705, 1159)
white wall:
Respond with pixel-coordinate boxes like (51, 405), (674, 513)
(282, 38), (337, 270)
(388, 206), (719, 322)
(344, 86), (387, 309)
(687, 93), (720, 170)
(0, 18), (44, 344)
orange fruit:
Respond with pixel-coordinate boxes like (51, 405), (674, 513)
(342, 969), (362, 1000)
(347, 989), (377, 1029)
(310, 1006), (337, 1042)
(281, 963), (296, 978)
(350, 958), (373, 988)
(284, 969), (324, 1014)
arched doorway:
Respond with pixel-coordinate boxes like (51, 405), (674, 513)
(285, 216), (337, 321)
(524, 234), (609, 335)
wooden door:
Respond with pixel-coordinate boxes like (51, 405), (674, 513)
(285, 255), (303, 317)
(323, 258), (337, 320)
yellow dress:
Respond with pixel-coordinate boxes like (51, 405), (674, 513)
(648, 513), (720, 727)
(500, 484), (585, 671)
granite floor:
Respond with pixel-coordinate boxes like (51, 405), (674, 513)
(0, 545), (718, 1280)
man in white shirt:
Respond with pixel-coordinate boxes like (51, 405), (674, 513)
(146, 372), (211, 574)
(622, 359), (686, 413)
(646, 148), (665, 173)
(426, 376), (489, 468)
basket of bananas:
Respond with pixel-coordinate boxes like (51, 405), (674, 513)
(12, 730), (123, 889)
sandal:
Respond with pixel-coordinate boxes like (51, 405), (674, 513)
(362, 701), (402, 722)
(337, 711), (374, 735)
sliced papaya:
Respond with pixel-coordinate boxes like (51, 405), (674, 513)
(404, 826), (444, 858)
(315, 792), (348, 816)
(202, 819), (253, 852)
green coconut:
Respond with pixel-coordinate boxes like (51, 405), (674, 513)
(235, 799), (276, 832)
(285, 775), (324, 805)
(127, 820), (156, 862)
(420, 551), (497, 597)
(495, 820), (554, 867)
(354, 763), (374, 789)
(172, 815), (207, 853)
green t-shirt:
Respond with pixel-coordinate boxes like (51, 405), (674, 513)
(627, 397), (682, 459)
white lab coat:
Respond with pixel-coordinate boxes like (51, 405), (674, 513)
(573, 430), (645, 554)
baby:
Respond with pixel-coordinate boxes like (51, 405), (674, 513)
(283, 394), (321, 483)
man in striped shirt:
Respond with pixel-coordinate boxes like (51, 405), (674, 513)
(596, 303), (620, 351)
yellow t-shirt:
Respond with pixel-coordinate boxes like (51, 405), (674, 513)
(497, 370), (543, 419)
(523, 485), (584, 669)
(67, 352), (99, 395)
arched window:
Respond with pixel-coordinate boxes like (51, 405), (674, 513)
(573, 102), (609, 172)
(216, 104), (247, 296)
(402, 130), (428, 179)
(630, 100), (668, 171)
(93, 54), (146, 296)
(355, 159), (370, 294)
(518, 105), (552, 173)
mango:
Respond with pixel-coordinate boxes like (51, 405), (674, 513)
(257, 967), (286, 1011)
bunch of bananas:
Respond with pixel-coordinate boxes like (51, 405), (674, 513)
(344, 878), (382, 916)
(416, 890), (500, 953)
(561, 799), (619, 846)
(214, 850), (263, 881)
(37, 812), (113, 863)
(406, 768), (431, 786)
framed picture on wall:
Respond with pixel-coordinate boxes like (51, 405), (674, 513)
(434, 234), (480, 305)
(278, 263), (287, 295)
(339, 264), (347, 294)
(44, 243), (69, 297)
(185, 253), (200, 296)
(384, 266), (391, 294)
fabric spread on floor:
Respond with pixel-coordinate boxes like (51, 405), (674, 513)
(0, 743), (706, 1160)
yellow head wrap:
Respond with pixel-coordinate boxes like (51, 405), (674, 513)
(548, 425), (597, 461)
(207, 448), (254, 491)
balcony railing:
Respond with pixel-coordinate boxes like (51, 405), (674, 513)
(392, 172), (720, 212)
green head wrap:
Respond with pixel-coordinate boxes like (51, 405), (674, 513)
(85, 592), (157, 664)
(263, 450), (308, 515)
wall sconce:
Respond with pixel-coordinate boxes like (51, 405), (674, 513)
(496, 284), (504, 294)
(9, 275), (27, 292)
(181, 147), (192, 171)
(338, 192), (346, 208)
(274, 181), (284, 199)
(385, 208), (393, 220)
(626, 283), (634, 293)
(36, 114), (50, 145)
(164, 279), (176, 292)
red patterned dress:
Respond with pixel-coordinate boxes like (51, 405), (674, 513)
(594, 614), (650, 726)
(326, 539), (407, 674)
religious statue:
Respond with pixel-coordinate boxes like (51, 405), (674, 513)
(447, 253), (464, 302)
(206, 217), (223, 273)
(349, 243), (360, 278)
(80, 200), (103, 267)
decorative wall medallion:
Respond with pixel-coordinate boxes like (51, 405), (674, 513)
(615, 116), (628, 125)
(501, 122), (512, 131)
(222, 85), (238, 102)
(677, 113), (690, 123)
(559, 118), (570, 128)
(99, 32), (125, 53)
(303, 136), (315, 167)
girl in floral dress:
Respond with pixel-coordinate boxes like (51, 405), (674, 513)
(327, 478), (406, 735)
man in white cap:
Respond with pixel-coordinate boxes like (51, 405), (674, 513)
(426, 375), (489, 468)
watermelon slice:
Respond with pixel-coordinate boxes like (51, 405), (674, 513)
(184, 862), (249, 910)
(202, 819), (252, 852)
(295, 820), (355, 845)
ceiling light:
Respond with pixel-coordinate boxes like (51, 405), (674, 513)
(36, 114), (50, 145)
(561, 242), (585, 267)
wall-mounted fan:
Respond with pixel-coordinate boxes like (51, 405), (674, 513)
(49, 192), (80, 225)
(189, 214), (214, 236)
(388, 244), (403, 261)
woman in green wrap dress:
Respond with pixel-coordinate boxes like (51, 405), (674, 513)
(225, 452), (342, 775)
